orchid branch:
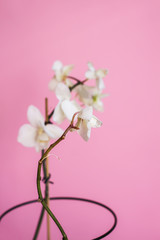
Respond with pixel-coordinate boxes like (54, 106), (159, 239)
(37, 115), (78, 240)
(69, 78), (88, 91)
(67, 75), (86, 83)
(16, 60), (106, 239)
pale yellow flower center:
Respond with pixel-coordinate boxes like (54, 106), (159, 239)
(92, 95), (98, 103)
(37, 127), (49, 144)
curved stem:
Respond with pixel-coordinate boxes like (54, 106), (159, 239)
(67, 76), (82, 83)
(39, 124), (72, 164)
(69, 82), (81, 91)
(48, 109), (54, 120)
(36, 124), (74, 240)
(69, 78), (87, 92)
(33, 151), (48, 240)
(37, 162), (68, 240)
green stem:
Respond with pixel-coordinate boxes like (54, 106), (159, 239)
(37, 162), (68, 240)
(39, 124), (72, 165)
(33, 150), (48, 240)
(36, 124), (75, 240)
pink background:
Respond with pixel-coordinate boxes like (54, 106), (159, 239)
(1, 0), (160, 239)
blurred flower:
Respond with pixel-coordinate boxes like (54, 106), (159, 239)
(85, 62), (107, 90)
(53, 83), (81, 124)
(76, 85), (107, 111)
(17, 105), (64, 152)
(75, 106), (102, 141)
(49, 60), (74, 91)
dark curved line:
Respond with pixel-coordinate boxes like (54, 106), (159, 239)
(51, 197), (117, 240)
(0, 197), (117, 239)
(0, 199), (38, 220)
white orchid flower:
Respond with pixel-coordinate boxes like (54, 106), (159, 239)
(85, 62), (108, 90)
(75, 106), (102, 141)
(53, 83), (81, 124)
(49, 60), (74, 91)
(76, 85), (107, 111)
(17, 105), (64, 152)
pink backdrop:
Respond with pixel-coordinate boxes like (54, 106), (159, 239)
(1, 0), (160, 239)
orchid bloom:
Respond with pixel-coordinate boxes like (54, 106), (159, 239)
(76, 85), (107, 111)
(85, 62), (107, 90)
(53, 83), (81, 124)
(75, 106), (102, 141)
(48, 60), (74, 91)
(17, 105), (64, 152)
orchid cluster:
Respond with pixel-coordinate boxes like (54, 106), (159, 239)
(0, 60), (116, 240)
(14, 61), (109, 240)
(18, 61), (108, 151)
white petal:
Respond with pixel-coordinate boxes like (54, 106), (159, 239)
(63, 64), (74, 76)
(96, 69), (107, 78)
(89, 86), (100, 95)
(96, 78), (105, 90)
(93, 100), (104, 112)
(53, 102), (66, 124)
(61, 99), (81, 121)
(55, 83), (71, 101)
(38, 132), (49, 142)
(48, 78), (58, 91)
(44, 124), (64, 139)
(77, 85), (92, 99)
(35, 144), (42, 152)
(88, 62), (95, 71)
(52, 60), (63, 71)
(35, 139), (49, 152)
(78, 106), (93, 120)
(55, 72), (63, 81)
(76, 85), (94, 106)
(78, 120), (91, 141)
(27, 105), (44, 128)
(17, 124), (36, 147)
(65, 78), (74, 88)
(101, 93), (109, 98)
(85, 70), (96, 79)
(90, 116), (102, 128)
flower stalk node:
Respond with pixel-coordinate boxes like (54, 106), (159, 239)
(71, 126), (80, 130)
(42, 173), (53, 184)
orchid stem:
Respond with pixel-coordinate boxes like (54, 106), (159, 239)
(33, 152), (47, 240)
(37, 146), (67, 239)
(67, 76), (82, 83)
(36, 109), (76, 240)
